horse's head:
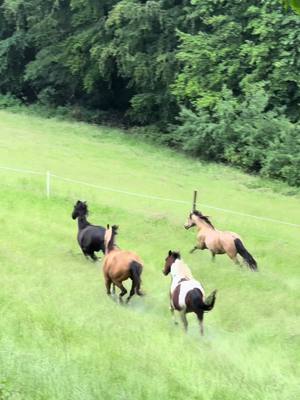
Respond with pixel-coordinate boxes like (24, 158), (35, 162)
(104, 224), (119, 253)
(184, 211), (198, 230)
(184, 210), (214, 230)
(163, 250), (181, 275)
(72, 200), (88, 219)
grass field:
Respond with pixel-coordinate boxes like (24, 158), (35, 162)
(0, 109), (299, 400)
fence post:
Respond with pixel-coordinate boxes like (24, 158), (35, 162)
(46, 171), (51, 198)
(192, 190), (197, 211)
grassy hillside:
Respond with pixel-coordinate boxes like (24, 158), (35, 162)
(0, 110), (299, 400)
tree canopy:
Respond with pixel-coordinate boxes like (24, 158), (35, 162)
(0, 0), (300, 185)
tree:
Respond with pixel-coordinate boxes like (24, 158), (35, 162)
(282, 0), (300, 13)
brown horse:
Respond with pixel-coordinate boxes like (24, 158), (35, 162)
(163, 250), (216, 335)
(103, 225), (143, 303)
(184, 210), (257, 271)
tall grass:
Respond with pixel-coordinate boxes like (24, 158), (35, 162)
(0, 110), (299, 399)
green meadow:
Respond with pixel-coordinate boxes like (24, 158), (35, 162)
(0, 110), (299, 400)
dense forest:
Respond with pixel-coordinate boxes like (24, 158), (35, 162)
(0, 0), (300, 185)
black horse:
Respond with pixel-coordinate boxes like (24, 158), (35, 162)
(72, 200), (106, 261)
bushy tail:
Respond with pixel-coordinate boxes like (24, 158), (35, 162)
(129, 261), (143, 296)
(202, 289), (217, 311)
(234, 238), (258, 271)
(191, 289), (217, 312)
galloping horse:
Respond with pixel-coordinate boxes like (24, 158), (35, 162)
(71, 200), (106, 261)
(163, 250), (216, 335)
(103, 224), (143, 303)
(184, 210), (257, 271)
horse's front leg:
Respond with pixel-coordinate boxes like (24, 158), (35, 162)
(190, 241), (206, 254)
(170, 304), (179, 325)
(105, 277), (112, 295)
(90, 252), (98, 262)
(190, 246), (199, 254)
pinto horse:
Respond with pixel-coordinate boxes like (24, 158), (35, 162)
(184, 210), (258, 271)
(71, 200), (106, 261)
(103, 225), (143, 303)
(163, 250), (216, 335)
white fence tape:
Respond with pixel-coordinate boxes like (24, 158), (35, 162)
(0, 166), (43, 175)
(51, 174), (190, 205)
(0, 165), (299, 228)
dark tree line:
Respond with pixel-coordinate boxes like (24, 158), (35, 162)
(0, 0), (300, 185)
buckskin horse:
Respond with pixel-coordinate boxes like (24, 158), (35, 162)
(163, 250), (216, 336)
(103, 224), (143, 303)
(184, 210), (258, 271)
(71, 200), (106, 261)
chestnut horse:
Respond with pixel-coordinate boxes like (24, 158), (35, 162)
(184, 210), (257, 271)
(163, 250), (216, 335)
(103, 225), (143, 303)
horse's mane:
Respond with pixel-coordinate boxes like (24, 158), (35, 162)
(173, 259), (193, 279)
(193, 210), (215, 229)
(171, 251), (181, 260)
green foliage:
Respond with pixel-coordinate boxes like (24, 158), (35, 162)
(173, 85), (300, 185)
(0, 93), (22, 109)
(0, 0), (300, 185)
(170, 0), (300, 184)
(262, 124), (300, 185)
(173, 1), (300, 121)
(282, 0), (300, 13)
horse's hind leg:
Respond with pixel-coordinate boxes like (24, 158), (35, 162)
(228, 251), (241, 267)
(126, 280), (135, 303)
(211, 251), (216, 262)
(81, 248), (89, 260)
(81, 247), (97, 262)
(114, 281), (127, 303)
(112, 283), (116, 294)
(196, 311), (204, 336)
(180, 311), (188, 332)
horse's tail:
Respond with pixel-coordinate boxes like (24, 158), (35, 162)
(129, 260), (143, 296)
(191, 289), (217, 312)
(202, 289), (217, 311)
(234, 238), (258, 271)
